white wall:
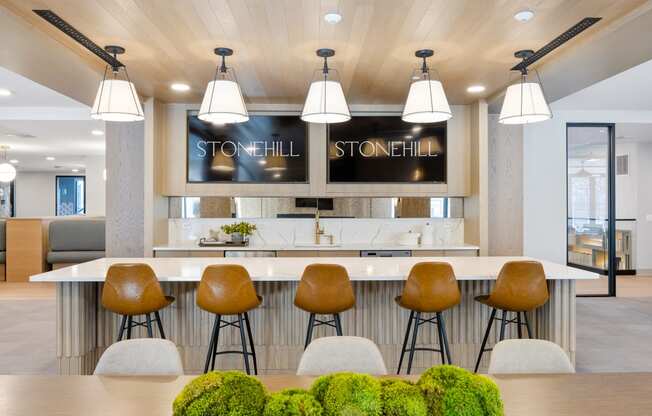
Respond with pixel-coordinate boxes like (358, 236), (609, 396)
(15, 172), (57, 217)
(634, 142), (652, 270)
(523, 109), (652, 265)
(84, 156), (105, 216)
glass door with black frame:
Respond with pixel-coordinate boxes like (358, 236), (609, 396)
(567, 124), (616, 296)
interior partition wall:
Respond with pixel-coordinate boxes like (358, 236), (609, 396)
(567, 123), (616, 296)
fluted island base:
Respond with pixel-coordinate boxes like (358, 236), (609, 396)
(56, 280), (575, 375)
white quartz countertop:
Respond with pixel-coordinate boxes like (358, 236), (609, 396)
(30, 256), (598, 282)
(152, 243), (480, 251)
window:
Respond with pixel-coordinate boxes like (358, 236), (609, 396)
(56, 176), (85, 216)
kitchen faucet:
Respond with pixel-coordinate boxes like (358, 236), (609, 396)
(314, 208), (333, 245)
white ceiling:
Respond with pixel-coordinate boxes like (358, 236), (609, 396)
(553, 58), (652, 111)
(0, 66), (105, 172)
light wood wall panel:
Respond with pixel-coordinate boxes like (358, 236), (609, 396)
(56, 279), (575, 375)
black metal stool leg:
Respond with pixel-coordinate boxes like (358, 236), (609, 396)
(204, 315), (219, 373)
(304, 313), (316, 349)
(438, 312), (453, 364)
(334, 314), (343, 336)
(117, 315), (127, 342)
(126, 316), (133, 339)
(237, 314), (251, 374)
(435, 313), (446, 365)
(474, 308), (497, 373)
(406, 312), (421, 374)
(211, 315), (221, 371)
(154, 311), (166, 339)
(517, 312), (523, 339)
(499, 310), (507, 341)
(244, 312), (258, 375)
(523, 311), (533, 338)
(397, 311), (414, 374)
(146, 314), (154, 338)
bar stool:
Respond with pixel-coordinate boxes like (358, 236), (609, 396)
(294, 264), (355, 349)
(473, 260), (549, 372)
(101, 263), (174, 341)
(197, 265), (262, 375)
(396, 262), (461, 374)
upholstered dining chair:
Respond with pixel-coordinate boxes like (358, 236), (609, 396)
(94, 339), (184, 375)
(296, 336), (387, 375)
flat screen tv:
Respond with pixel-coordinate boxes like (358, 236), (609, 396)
(187, 113), (308, 183)
(328, 116), (446, 183)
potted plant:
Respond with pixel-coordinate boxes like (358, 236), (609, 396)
(220, 221), (257, 244)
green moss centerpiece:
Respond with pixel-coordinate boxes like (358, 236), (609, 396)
(417, 365), (503, 416)
(380, 379), (428, 416)
(263, 388), (323, 416)
(173, 371), (267, 416)
(310, 373), (382, 416)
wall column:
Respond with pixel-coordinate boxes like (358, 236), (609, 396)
(465, 100), (489, 255)
(105, 121), (145, 257)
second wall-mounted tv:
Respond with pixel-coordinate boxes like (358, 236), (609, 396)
(328, 116), (446, 183)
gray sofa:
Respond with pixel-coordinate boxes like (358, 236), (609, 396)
(47, 219), (105, 269)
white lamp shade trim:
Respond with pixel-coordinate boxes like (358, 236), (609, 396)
(91, 79), (144, 122)
(301, 79), (351, 124)
(198, 79), (249, 124)
(0, 162), (16, 182)
(402, 79), (452, 123)
(499, 81), (551, 125)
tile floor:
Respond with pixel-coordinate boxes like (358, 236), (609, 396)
(0, 280), (651, 374)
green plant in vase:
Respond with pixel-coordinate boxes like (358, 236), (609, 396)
(380, 379), (428, 416)
(263, 388), (323, 416)
(310, 372), (382, 416)
(172, 371), (267, 416)
(417, 365), (503, 416)
(221, 222), (257, 244)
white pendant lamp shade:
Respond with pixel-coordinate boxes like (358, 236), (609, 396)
(301, 48), (351, 124)
(90, 46), (144, 122)
(198, 79), (249, 124)
(0, 163), (16, 183)
(499, 81), (551, 125)
(198, 47), (249, 124)
(402, 49), (452, 124)
(402, 79), (452, 123)
(91, 79), (144, 122)
(301, 79), (350, 124)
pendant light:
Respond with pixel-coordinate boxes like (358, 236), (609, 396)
(301, 48), (351, 124)
(0, 146), (16, 183)
(211, 152), (235, 172)
(91, 46), (144, 122)
(499, 50), (552, 125)
(198, 47), (249, 124)
(402, 49), (452, 123)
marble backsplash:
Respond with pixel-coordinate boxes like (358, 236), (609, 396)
(168, 218), (464, 247)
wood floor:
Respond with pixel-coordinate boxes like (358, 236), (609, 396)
(0, 281), (650, 375)
(576, 275), (652, 296)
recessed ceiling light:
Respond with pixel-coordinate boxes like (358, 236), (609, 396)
(71, 168), (80, 173)
(467, 85), (486, 93)
(9, 159), (18, 164)
(46, 156), (55, 161)
(170, 83), (191, 92)
(0, 88), (12, 97)
(514, 10), (535, 22)
(324, 12), (342, 24)
(91, 129), (104, 136)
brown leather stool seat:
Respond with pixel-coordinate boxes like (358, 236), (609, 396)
(473, 260), (549, 372)
(197, 265), (262, 375)
(395, 262), (461, 374)
(101, 263), (174, 341)
(294, 264), (355, 348)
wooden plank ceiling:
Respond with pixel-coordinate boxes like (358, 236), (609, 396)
(1, 0), (647, 105)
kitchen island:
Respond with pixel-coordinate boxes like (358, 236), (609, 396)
(31, 256), (597, 375)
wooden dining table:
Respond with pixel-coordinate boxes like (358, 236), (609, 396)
(0, 373), (651, 415)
